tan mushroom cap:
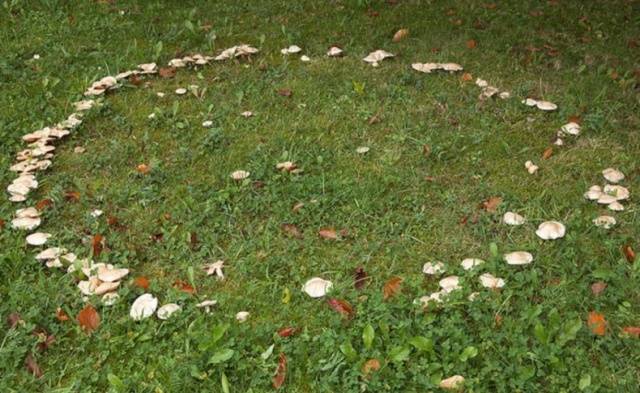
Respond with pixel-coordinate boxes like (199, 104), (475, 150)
(535, 221), (566, 240)
(560, 122), (581, 136)
(302, 277), (333, 298)
(479, 273), (505, 289)
(597, 194), (617, 204)
(26, 232), (51, 246)
(157, 303), (181, 320)
(535, 100), (557, 111)
(230, 170), (250, 180)
(503, 212), (525, 225)
(525, 160), (539, 174)
(593, 215), (616, 229)
(608, 201), (624, 211)
(97, 266), (130, 283)
(422, 261), (445, 275)
(504, 251), (534, 265)
(362, 50), (394, 65)
(235, 311), (250, 322)
(130, 293), (158, 320)
(602, 168), (624, 183)
(584, 185), (602, 201)
(280, 45), (302, 55)
(603, 185), (629, 201)
(461, 258), (484, 271)
(439, 275), (461, 292)
(94, 281), (120, 296)
(439, 375), (465, 390)
(327, 46), (343, 57)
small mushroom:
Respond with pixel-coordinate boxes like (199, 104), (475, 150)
(584, 185), (602, 201)
(196, 299), (218, 313)
(130, 294), (158, 320)
(593, 215), (616, 229)
(203, 260), (225, 280)
(26, 232), (51, 246)
(525, 160), (539, 174)
(608, 201), (624, 211)
(535, 221), (566, 240)
(503, 212), (525, 225)
(175, 88), (187, 95)
(280, 45), (302, 55)
(362, 50), (394, 66)
(418, 290), (447, 305)
(535, 100), (557, 111)
(560, 122), (581, 136)
(356, 146), (370, 154)
(202, 120), (213, 128)
(241, 111), (253, 118)
(230, 170), (250, 180)
(602, 168), (624, 183)
(439, 375), (465, 390)
(504, 251), (533, 265)
(327, 46), (343, 57)
(157, 303), (181, 320)
(300, 55), (311, 62)
(479, 273), (505, 289)
(302, 277), (333, 298)
(235, 311), (250, 323)
(460, 258), (484, 271)
(102, 292), (119, 306)
(422, 261), (445, 275)
(439, 275), (461, 292)
(603, 185), (629, 201)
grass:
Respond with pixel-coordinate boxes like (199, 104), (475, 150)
(1, 0), (640, 391)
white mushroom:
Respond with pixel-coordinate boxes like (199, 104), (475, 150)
(525, 160), (539, 174)
(235, 311), (250, 323)
(439, 276), (461, 292)
(300, 55), (311, 62)
(302, 277), (333, 298)
(94, 281), (120, 296)
(276, 161), (297, 171)
(584, 185), (602, 201)
(102, 292), (119, 306)
(460, 258), (484, 271)
(608, 201), (624, 211)
(603, 185), (629, 201)
(362, 50), (394, 66)
(130, 294), (159, 320)
(196, 299), (218, 313)
(26, 232), (51, 246)
(422, 261), (445, 275)
(241, 111), (253, 118)
(475, 78), (488, 88)
(522, 98), (538, 107)
(203, 260), (225, 280)
(202, 120), (213, 128)
(230, 170), (250, 180)
(326, 46), (343, 57)
(439, 375), (465, 390)
(597, 194), (617, 205)
(157, 303), (181, 320)
(356, 146), (370, 154)
(503, 212), (525, 225)
(280, 45), (302, 55)
(535, 100), (557, 111)
(175, 88), (187, 95)
(535, 221), (566, 240)
(593, 215), (616, 229)
(12, 216), (41, 231)
(97, 266), (129, 282)
(479, 273), (505, 289)
(504, 251), (533, 265)
(560, 122), (581, 136)
(602, 168), (624, 183)
(418, 290), (447, 305)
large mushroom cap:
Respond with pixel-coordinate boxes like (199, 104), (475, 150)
(422, 261), (445, 275)
(535, 221), (566, 240)
(439, 275), (461, 292)
(479, 273), (505, 289)
(460, 258), (484, 271)
(584, 185), (602, 201)
(157, 303), (181, 320)
(97, 266), (130, 282)
(26, 232), (51, 246)
(603, 185), (629, 201)
(504, 251), (534, 265)
(130, 294), (158, 320)
(503, 212), (525, 225)
(362, 50), (394, 65)
(302, 277), (333, 298)
(602, 168), (624, 183)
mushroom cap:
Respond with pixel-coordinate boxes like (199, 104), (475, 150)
(503, 212), (525, 225)
(26, 232), (51, 246)
(597, 194), (617, 204)
(422, 261), (445, 275)
(602, 168), (624, 183)
(535, 221), (566, 240)
(326, 46), (343, 57)
(504, 251), (534, 265)
(535, 100), (557, 111)
(94, 281), (120, 295)
(460, 258), (484, 271)
(197, 300), (218, 308)
(102, 292), (119, 306)
(475, 78), (488, 87)
(418, 290), (448, 305)
(603, 185), (629, 201)
(479, 273), (505, 288)
(584, 185), (602, 201)
(363, 50), (394, 64)
(157, 303), (181, 320)
(130, 294), (159, 320)
(235, 311), (250, 322)
(97, 266), (130, 282)
(441, 63), (463, 72)
(439, 275), (461, 292)
(608, 201), (624, 211)
(281, 45), (302, 55)
(302, 277), (333, 298)
(175, 88), (187, 95)
(522, 98), (538, 106)
(356, 146), (370, 154)
(525, 160), (539, 174)
(35, 247), (64, 260)
(230, 170), (250, 180)
(593, 215), (616, 229)
(11, 216), (41, 230)
(560, 122), (581, 136)
(439, 375), (465, 390)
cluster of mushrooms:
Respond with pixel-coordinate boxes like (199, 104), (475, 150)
(5, 41), (630, 390)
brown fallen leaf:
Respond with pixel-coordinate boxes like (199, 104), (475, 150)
(7, 312), (23, 329)
(567, 114), (582, 124)
(622, 326), (640, 337)
(32, 328), (55, 352)
(77, 304), (100, 334)
(281, 223), (303, 239)
(189, 231), (199, 250)
(482, 196), (502, 213)
(327, 298), (354, 318)
(587, 311), (607, 336)
(91, 234), (104, 257)
(277, 88), (292, 97)
(362, 358), (381, 376)
(623, 245), (636, 263)
(55, 307), (69, 322)
(0, 219), (4, 230)
(466, 39), (478, 49)
(129, 74), (142, 86)
(318, 228), (338, 240)
(392, 28), (409, 42)
(542, 147), (553, 160)
(461, 72), (473, 82)
(354, 266), (368, 290)
(134, 276), (150, 290)
(35, 198), (53, 211)
(422, 144), (431, 157)
(158, 67), (177, 78)
(591, 281), (607, 296)
(368, 112), (382, 125)
(136, 163), (151, 175)
(24, 354), (42, 378)
(383, 276), (403, 300)
(64, 191), (80, 202)
(272, 353), (287, 389)
(173, 279), (196, 294)
(277, 327), (298, 338)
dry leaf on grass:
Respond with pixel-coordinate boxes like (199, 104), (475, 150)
(158, 67), (177, 78)
(623, 245), (636, 263)
(622, 326), (640, 337)
(588, 311), (607, 336)
(354, 266), (368, 290)
(318, 228), (338, 240)
(92, 234), (104, 257)
(327, 298), (354, 318)
(591, 281), (607, 296)
(272, 353), (287, 389)
(134, 276), (150, 290)
(362, 358), (381, 376)
(277, 327), (298, 338)
(281, 223), (303, 238)
(482, 196), (502, 212)
(392, 28), (409, 42)
(466, 39), (477, 49)
(77, 305), (100, 334)
(383, 276), (403, 300)
(542, 147), (553, 159)
(24, 354), (42, 378)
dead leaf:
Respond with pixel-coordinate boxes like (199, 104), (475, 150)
(587, 311), (607, 336)
(281, 223), (303, 239)
(189, 231), (199, 250)
(466, 39), (477, 49)
(55, 307), (69, 322)
(129, 74), (142, 86)
(318, 228), (338, 240)
(173, 279), (196, 294)
(7, 312), (22, 329)
(383, 276), (403, 300)
(591, 281), (607, 296)
(277, 327), (298, 338)
(0, 219), (4, 230)
(623, 245), (636, 263)
(461, 72), (473, 82)
(422, 144), (431, 157)
(64, 191), (80, 202)
(136, 163), (151, 175)
(32, 328), (55, 352)
(622, 326), (640, 337)
(24, 354), (42, 378)
(362, 358), (381, 376)
(77, 304), (100, 334)
(482, 196), (502, 213)
(542, 147), (553, 160)
(327, 298), (354, 318)
(91, 234), (104, 257)
(272, 352), (287, 389)
(354, 266), (368, 290)
(134, 276), (150, 290)
(277, 88), (292, 97)
(158, 67), (177, 78)
(392, 28), (409, 42)
(567, 114), (582, 124)
(35, 198), (53, 211)
(368, 112), (382, 125)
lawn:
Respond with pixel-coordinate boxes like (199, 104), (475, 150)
(1, 0), (640, 392)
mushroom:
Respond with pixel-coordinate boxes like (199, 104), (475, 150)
(584, 185), (602, 201)
(504, 251), (533, 265)
(535, 100), (557, 111)
(439, 375), (465, 390)
(326, 46), (343, 57)
(602, 168), (624, 183)
(280, 45), (302, 55)
(94, 281), (120, 296)
(202, 120), (213, 128)
(460, 258), (484, 271)
(203, 260), (225, 280)
(560, 122), (581, 136)
(593, 215), (616, 229)
(597, 194), (617, 205)
(302, 277), (333, 298)
(12, 216), (41, 231)
(175, 88), (187, 95)
(475, 78), (488, 88)
(503, 212), (525, 225)
(525, 160), (539, 174)
(130, 294), (159, 320)
(535, 221), (566, 240)
(608, 201), (624, 211)
(276, 161), (297, 172)
(35, 247), (64, 261)
(418, 290), (447, 305)
(522, 98), (538, 107)
(439, 275), (461, 292)
(26, 232), (51, 246)
(196, 299), (218, 313)
(362, 50), (394, 66)
(356, 146), (370, 154)
(157, 303), (181, 320)
(241, 111), (253, 118)
(603, 185), (629, 201)
(102, 292), (119, 306)
(97, 266), (129, 282)
(300, 55), (311, 62)
(422, 261), (445, 275)
(230, 170), (250, 180)
(479, 273), (505, 289)
(235, 311), (250, 323)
